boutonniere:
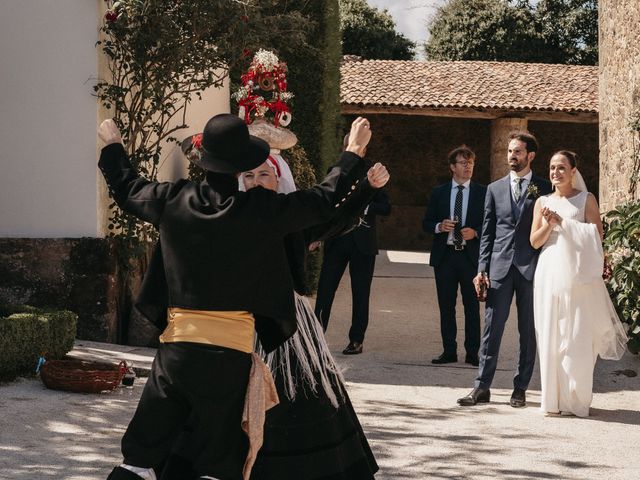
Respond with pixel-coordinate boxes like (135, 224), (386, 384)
(526, 183), (540, 199)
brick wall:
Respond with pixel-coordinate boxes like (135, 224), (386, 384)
(599, 0), (640, 211)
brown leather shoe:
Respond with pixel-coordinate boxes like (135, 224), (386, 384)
(510, 388), (526, 408)
(343, 341), (363, 355)
(457, 387), (491, 406)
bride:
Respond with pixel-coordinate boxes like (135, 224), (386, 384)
(530, 150), (628, 417)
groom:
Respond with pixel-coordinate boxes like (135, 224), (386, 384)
(457, 132), (551, 408)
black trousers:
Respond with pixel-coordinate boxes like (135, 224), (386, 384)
(433, 247), (480, 356)
(315, 237), (376, 343)
(120, 342), (251, 479)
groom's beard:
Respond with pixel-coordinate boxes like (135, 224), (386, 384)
(509, 158), (528, 173)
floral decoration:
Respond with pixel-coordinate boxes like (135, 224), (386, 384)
(232, 49), (294, 127)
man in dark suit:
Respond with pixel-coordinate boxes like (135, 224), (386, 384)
(423, 145), (486, 367)
(314, 135), (391, 355)
(458, 131), (552, 408)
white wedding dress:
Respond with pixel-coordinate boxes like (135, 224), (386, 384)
(534, 190), (627, 417)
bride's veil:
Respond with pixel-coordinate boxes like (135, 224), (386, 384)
(572, 169), (588, 192)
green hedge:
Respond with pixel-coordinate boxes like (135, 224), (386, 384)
(0, 305), (77, 381)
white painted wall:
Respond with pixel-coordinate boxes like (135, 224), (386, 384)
(0, 1), (229, 238)
(0, 0), (100, 237)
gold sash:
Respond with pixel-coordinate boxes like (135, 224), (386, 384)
(159, 308), (255, 353)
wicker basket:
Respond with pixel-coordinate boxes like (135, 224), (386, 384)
(40, 358), (126, 393)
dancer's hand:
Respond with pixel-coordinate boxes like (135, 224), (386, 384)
(346, 117), (372, 157)
(367, 162), (390, 188)
(98, 119), (123, 147)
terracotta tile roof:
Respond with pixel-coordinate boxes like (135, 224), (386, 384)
(341, 60), (598, 114)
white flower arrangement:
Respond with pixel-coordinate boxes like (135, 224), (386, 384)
(253, 49), (280, 71)
(274, 91), (294, 102)
(232, 86), (250, 101)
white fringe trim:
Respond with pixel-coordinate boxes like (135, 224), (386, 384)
(257, 293), (346, 409)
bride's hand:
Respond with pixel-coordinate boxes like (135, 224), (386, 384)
(541, 207), (562, 226)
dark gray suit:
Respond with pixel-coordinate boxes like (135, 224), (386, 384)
(475, 174), (552, 390)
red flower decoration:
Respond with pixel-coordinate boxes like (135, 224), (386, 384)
(191, 134), (203, 150)
(105, 10), (119, 23)
(242, 49), (252, 58)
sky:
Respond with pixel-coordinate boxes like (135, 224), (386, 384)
(365, 0), (447, 58)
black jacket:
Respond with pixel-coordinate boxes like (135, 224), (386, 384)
(422, 181), (487, 268)
(98, 143), (369, 352)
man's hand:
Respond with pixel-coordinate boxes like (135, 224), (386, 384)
(439, 219), (457, 233)
(308, 241), (321, 252)
(460, 227), (477, 241)
(473, 272), (490, 297)
(346, 117), (372, 157)
(367, 162), (390, 188)
(98, 119), (123, 147)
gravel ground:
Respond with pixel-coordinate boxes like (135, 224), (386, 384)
(1, 251), (638, 480)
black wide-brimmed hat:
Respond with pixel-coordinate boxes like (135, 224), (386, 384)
(181, 113), (270, 173)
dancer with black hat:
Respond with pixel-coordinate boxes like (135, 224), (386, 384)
(99, 112), (387, 480)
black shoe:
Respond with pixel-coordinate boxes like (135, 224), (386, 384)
(465, 354), (479, 366)
(343, 341), (363, 355)
(107, 467), (146, 480)
(457, 387), (491, 406)
(431, 352), (457, 364)
(510, 388), (526, 408)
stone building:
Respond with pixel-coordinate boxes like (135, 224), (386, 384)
(341, 59), (598, 251)
(599, 0), (640, 211)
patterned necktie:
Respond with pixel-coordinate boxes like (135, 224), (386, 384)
(454, 185), (464, 246)
(514, 177), (524, 202)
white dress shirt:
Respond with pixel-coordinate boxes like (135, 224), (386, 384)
(435, 179), (471, 245)
(510, 170), (532, 202)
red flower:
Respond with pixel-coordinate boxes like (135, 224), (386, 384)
(192, 134), (203, 150)
(105, 10), (119, 23)
(242, 49), (252, 58)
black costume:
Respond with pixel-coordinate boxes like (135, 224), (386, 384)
(99, 138), (368, 480)
(159, 194), (379, 480)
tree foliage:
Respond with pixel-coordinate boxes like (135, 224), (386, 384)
(340, 0), (415, 60)
(425, 0), (598, 65)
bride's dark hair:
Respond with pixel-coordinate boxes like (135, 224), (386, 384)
(552, 150), (578, 168)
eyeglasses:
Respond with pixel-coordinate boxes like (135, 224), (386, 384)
(455, 161), (475, 167)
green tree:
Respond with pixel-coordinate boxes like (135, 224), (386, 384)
(340, 0), (415, 60)
(535, 0), (598, 65)
(425, 0), (598, 65)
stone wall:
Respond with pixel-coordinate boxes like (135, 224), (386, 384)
(0, 239), (158, 346)
(351, 114), (599, 251)
(599, 0), (640, 211)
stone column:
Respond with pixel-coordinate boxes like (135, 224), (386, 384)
(489, 117), (528, 180)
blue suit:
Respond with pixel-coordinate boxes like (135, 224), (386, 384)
(475, 174), (552, 390)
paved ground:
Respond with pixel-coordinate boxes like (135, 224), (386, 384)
(1, 251), (639, 480)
